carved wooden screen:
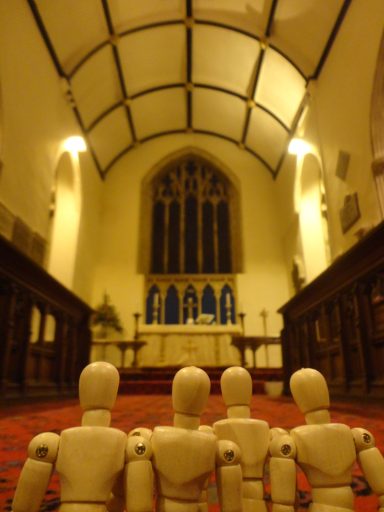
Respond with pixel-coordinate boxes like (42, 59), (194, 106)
(151, 156), (233, 274)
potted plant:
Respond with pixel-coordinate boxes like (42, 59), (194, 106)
(91, 293), (124, 339)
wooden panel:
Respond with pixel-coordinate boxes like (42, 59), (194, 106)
(0, 234), (92, 401)
(279, 221), (384, 399)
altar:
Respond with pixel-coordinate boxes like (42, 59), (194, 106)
(137, 324), (242, 367)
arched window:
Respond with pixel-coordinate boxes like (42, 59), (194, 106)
(150, 155), (235, 274)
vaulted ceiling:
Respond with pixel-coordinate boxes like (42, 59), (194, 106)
(28, 0), (351, 179)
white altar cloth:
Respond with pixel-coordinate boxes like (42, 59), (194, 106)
(137, 324), (242, 367)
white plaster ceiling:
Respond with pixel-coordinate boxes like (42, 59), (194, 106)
(29, 0), (351, 179)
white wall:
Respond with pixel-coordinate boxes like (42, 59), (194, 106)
(0, 0), (103, 301)
(276, 0), (384, 293)
(73, 152), (104, 301)
(92, 134), (290, 353)
(307, 0), (383, 258)
(0, 0), (74, 235)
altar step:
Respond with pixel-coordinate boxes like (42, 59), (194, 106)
(118, 366), (283, 395)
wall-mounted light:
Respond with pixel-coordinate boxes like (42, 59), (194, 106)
(288, 138), (311, 157)
(63, 136), (87, 155)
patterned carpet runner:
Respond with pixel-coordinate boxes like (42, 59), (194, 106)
(1, 392), (383, 511)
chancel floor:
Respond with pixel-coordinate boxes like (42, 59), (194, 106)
(1, 393), (383, 511)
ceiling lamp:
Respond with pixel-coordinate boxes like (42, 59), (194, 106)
(288, 138), (311, 157)
(63, 136), (87, 155)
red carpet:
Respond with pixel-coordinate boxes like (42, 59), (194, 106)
(1, 393), (383, 511)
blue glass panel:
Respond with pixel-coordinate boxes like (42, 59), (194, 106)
(146, 285), (160, 324)
(202, 285), (216, 321)
(220, 284), (236, 324)
(165, 285), (179, 324)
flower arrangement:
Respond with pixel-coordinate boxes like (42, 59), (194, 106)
(92, 293), (123, 337)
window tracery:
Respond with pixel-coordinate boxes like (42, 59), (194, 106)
(151, 156), (233, 274)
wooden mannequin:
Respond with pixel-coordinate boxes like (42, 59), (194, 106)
(150, 366), (243, 512)
(213, 366), (277, 512)
(12, 361), (153, 512)
(269, 367), (384, 511)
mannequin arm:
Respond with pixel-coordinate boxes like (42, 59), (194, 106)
(198, 425), (214, 512)
(108, 428), (153, 512)
(125, 435), (153, 512)
(353, 428), (384, 511)
(12, 432), (60, 512)
(216, 439), (242, 512)
(269, 433), (297, 512)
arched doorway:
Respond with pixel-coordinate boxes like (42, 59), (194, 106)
(371, 29), (384, 218)
(296, 152), (329, 282)
(47, 151), (81, 289)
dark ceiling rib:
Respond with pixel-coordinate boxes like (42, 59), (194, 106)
(103, 129), (187, 174)
(72, 107), (105, 178)
(119, 19), (183, 38)
(27, 0), (63, 77)
(104, 129), (275, 177)
(196, 18), (258, 41)
(241, 49), (266, 145)
(265, 0), (279, 38)
(100, 0), (137, 143)
(132, 83), (185, 100)
(87, 82), (290, 137)
(66, 16), (306, 84)
(256, 104), (289, 131)
(194, 130), (274, 176)
(311, 0), (352, 80)
(104, 144), (134, 175)
(240, 0), (282, 148)
(67, 16), (307, 83)
(140, 129), (187, 145)
(194, 83), (247, 101)
(29, 1), (333, 179)
(186, 0), (193, 130)
(274, 91), (310, 179)
(87, 84), (186, 132)
(26, 0), (104, 179)
(243, 146), (275, 177)
(87, 101), (123, 132)
(241, 0), (282, 174)
(195, 19), (306, 79)
(69, 40), (110, 78)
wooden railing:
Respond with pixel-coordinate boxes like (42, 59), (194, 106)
(0, 235), (93, 401)
(279, 221), (384, 398)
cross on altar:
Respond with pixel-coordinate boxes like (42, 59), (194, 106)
(183, 338), (198, 364)
(184, 297), (195, 324)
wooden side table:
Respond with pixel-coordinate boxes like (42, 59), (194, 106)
(92, 340), (147, 368)
(231, 336), (280, 368)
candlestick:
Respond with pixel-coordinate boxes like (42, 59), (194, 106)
(225, 293), (232, 325)
(133, 312), (141, 340)
(238, 311), (246, 334)
(153, 293), (160, 324)
(186, 297), (195, 324)
(260, 308), (268, 336)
